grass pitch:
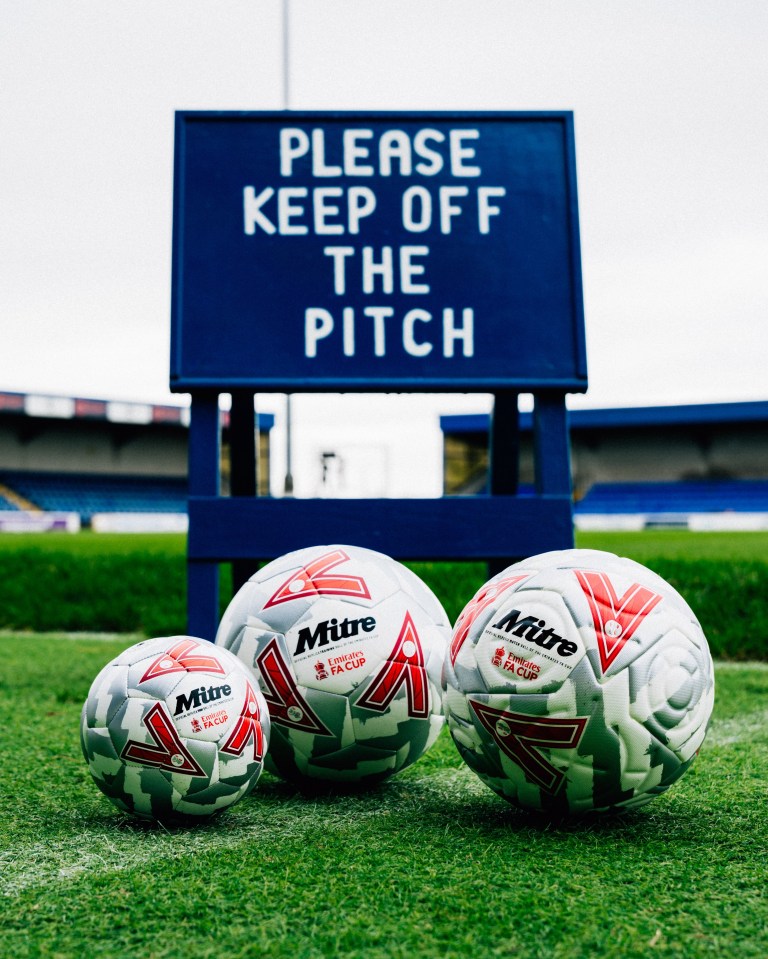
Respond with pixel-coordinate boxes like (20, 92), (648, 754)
(1, 530), (768, 656)
(1, 633), (766, 959)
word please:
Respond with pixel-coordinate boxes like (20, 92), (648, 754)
(279, 127), (484, 178)
(305, 306), (474, 358)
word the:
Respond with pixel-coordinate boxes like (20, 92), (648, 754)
(324, 246), (430, 295)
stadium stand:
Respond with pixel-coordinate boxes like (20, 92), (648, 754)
(441, 401), (768, 530)
(0, 471), (188, 524)
(576, 480), (768, 515)
(0, 390), (275, 529)
(2, 389), (768, 530)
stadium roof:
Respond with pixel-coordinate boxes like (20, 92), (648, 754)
(440, 400), (768, 434)
(0, 390), (274, 430)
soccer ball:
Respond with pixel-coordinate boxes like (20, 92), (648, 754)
(216, 544), (450, 787)
(80, 636), (270, 821)
(442, 549), (715, 815)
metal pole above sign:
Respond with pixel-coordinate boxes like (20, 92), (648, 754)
(281, 0), (294, 498)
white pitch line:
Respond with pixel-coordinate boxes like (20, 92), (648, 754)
(3, 661), (764, 896)
(0, 630), (143, 643)
(0, 770), (481, 897)
(705, 709), (768, 747)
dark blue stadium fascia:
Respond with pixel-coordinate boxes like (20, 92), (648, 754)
(440, 400), (768, 435)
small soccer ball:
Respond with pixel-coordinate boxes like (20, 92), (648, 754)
(216, 544), (450, 787)
(81, 636), (270, 821)
(442, 549), (715, 815)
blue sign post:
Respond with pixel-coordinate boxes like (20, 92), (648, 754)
(171, 111), (587, 640)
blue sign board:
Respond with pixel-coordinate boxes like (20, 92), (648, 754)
(170, 111), (587, 393)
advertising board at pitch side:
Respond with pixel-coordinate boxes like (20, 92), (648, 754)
(170, 111), (587, 393)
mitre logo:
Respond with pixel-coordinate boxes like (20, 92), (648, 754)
(490, 608), (578, 658)
(294, 615), (376, 656)
(174, 683), (233, 715)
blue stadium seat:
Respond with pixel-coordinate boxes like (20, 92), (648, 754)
(0, 471), (188, 523)
(576, 480), (768, 514)
(4, 473), (768, 524)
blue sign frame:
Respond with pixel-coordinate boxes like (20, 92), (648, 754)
(170, 111), (588, 641)
(171, 111), (586, 392)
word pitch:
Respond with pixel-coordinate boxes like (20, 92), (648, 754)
(305, 306), (474, 360)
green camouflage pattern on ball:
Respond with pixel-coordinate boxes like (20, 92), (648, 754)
(216, 544), (450, 787)
(80, 636), (270, 821)
(442, 549), (715, 815)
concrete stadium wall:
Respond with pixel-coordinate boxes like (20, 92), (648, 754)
(442, 405), (768, 496)
(0, 418), (187, 477)
(570, 424), (768, 493)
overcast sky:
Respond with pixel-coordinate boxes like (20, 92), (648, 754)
(2, 0), (767, 436)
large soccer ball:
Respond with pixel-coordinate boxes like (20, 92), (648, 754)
(81, 636), (270, 821)
(442, 549), (715, 815)
(216, 544), (450, 787)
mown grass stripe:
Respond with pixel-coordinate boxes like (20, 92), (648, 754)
(1, 530), (768, 657)
(0, 767), (488, 897)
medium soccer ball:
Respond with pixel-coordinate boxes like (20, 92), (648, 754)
(81, 636), (270, 821)
(442, 549), (715, 815)
(216, 544), (450, 787)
